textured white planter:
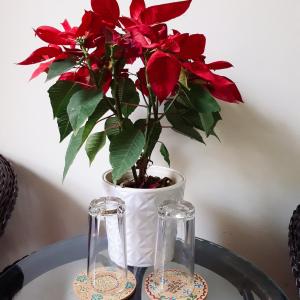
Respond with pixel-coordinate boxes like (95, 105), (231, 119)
(102, 166), (185, 267)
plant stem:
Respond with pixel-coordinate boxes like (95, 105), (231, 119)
(79, 41), (117, 115)
(122, 102), (148, 108)
(135, 55), (162, 183)
(138, 82), (149, 106)
(96, 114), (115, 124)
(144, 68), (158, 121)
(131, 166), (138, 185)
(104, 124), (121, 132)
(112, 72), (140, 186)
(80, 44), (99, 89)
(158, 93), (180, 121)
(103, 96), (117, 115)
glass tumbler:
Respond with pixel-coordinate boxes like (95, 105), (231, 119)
(87, 197), (127, 296)
(154, 200), (195, 299)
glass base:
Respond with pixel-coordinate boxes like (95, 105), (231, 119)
(74, 268), (136, 300)
(145, 270), (208, 300)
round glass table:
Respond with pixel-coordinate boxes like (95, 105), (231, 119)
(0, 235), (288, 299)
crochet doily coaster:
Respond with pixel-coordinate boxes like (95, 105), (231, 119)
(73, 268), (136, 300)
(144, 270), (208, 300)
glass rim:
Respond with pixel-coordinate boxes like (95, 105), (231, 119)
(158, 200), (195, 219)
(88, 197), (125, 217)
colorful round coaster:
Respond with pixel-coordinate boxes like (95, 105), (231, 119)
(144, 270), (208, 300)
(73, 268), (136, 300)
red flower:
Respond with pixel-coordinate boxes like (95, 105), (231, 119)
(18, 45), (68, 80)
(91, 0), (120, 27)
(207, 61), (233, 70)
(140, 0), (192, 25)
(125, 25), (160, 49)
(126, 0), (192, 25)
(136, 67), (149, 96)
(184, 61), (242, 103)
(20, 0), (242, 104)
(18, 46), (63, 65)
(30, 60), (54, 80)
(147, 51), (181, 102)
(183, 61), (216, 82)
(76, 11), (107, 48)
(120, 0), (193, 51)
(35, 20), (77, 46)
(60, 67), (92, 88)
(115, 35), (142, 64)
(208, 75), (243, 103)
(130, 0), (145, 20)
(176, 34), (206, 61)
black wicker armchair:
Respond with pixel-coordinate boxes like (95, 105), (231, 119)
(0, 154), (18, 236)
(289, 204), (300, 298)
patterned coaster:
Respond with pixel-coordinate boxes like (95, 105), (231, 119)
(144, 270), (208, 300)
(73, 268), (136, 300)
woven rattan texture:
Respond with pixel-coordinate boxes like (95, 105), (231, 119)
(289, 205), (300, 298)
(0, 155), (18, 236)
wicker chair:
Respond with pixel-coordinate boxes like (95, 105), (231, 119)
(0, 155), (18, 236)
(289, 204), (300, 298)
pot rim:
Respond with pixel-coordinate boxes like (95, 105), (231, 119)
(102, 165), (185, 194)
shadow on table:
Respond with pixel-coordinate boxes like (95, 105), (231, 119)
(200, 202), (297, 296)
(0, 163), (86, 271)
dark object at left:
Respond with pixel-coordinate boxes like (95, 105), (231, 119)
(0, 154), (18, 236)
(0, 263), (24, 300)
(289, 204), (300, 298)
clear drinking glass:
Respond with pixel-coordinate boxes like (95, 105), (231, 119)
(154, 200), (195, 299)
(87, 197), (127, 296)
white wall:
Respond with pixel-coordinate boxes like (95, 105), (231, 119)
(1, 0), (299, 298)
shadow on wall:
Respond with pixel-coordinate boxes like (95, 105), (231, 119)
(0, 163), (86, 270)
(221, 104), (300, 190)
(201, 202), (297, 299)
(174, 104), (300, 190)
(172, 104), (300, 299)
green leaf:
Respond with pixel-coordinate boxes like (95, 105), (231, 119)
(57, 111), (73, 142)
(86, 98), (111, 133)
(200, 112), (222, 137)
(85, 132), (106, 165)
(182, 110), (203, 130)
(109, 127), (145, 183)
(47, 80), (81, 142)
(171, 119), (204, 143)
(165, 102), (204, 143)
(189, 84), (220, 113)
(48, 81), (81, 118)
(160, 142), (170, 167)
(47, 59), (76, 81)
(112, 78), (140, 118)
(134, 119), (161, 158)
(176, 102), (222, 137)
(105, 117), (121, 140)
(177, 90), (197, 110)
(134, 119), (147, 133)
(145, 121), (162, 157)
(67, 89), (103, 134)
(63, 100), (110, 179)
(63, 127), (86, 180)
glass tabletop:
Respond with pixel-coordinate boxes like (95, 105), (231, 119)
(0, 235), (288, 300)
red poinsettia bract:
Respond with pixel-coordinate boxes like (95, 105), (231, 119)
(19, 0), (242, 103)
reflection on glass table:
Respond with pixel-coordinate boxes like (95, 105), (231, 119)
(0, 235), (288, 299)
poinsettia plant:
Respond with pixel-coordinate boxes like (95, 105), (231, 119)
(19, 0), (242, 188)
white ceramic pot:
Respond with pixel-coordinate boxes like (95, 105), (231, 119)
(102, 166), (185, 267)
